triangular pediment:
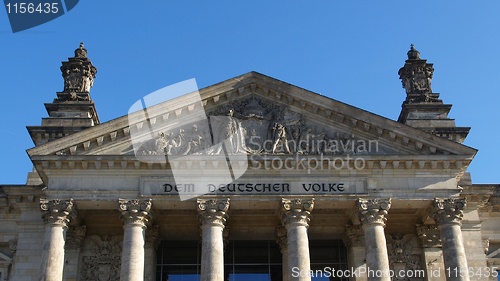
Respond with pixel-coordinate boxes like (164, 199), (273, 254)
(27, 72), (477, 177)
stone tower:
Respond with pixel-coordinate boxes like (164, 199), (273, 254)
(27, 43), (100, 147)
(397, 45), (470, 143)
(26, 43), (100, 184)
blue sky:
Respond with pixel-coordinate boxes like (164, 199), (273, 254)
(1, 1), (499, 184)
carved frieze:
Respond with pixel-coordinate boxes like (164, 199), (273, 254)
(386, 233), (423, 281)
(40, 198), (76, 227)
(80, 235), (122, 281)
(431, 198), (466, 225)
(357, 198), (391, 227)
(416, 224), (441, 248)
(280, 198), (314, 228)
(137, 96), (384, 157)
(118, 199), (153, 227)
(197, 198), (230, 227)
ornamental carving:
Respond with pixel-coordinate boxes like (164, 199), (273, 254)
(66, 225), (87, 250)
(137, 96), (387, 156)
(80, 235), (122, 281)
(386, 234), (423, 281)
(118, 199), (153, 226)
(344, 225), (364, 248)
(280, 198), (314, 228)
(416, 224), (441, 248)
(357, 198), (391, 227)
(60, 42), (97, 94)
(40, 198), (76, 227)
(431, 198), (466, 225)
(398, 45), (437, 103)
(197, 198), (230, 227)
(275, 225), (287, 252)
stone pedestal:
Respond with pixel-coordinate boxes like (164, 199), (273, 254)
(281, 198), (314, 281)
(276, 226), (290, 281)
(345, 225), (367, 281)
(39, 198), (76, 281)
(432, 198), (469, 281)
(197, 198), (230, 281)
(357, 198), (391, 281)
(119, 199), (153, 281)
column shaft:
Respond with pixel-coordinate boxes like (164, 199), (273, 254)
(201, 224), (225, 281)
(121, 223), (146, 280)
(440, 223), (469, 281)
(287, 225), (311, 281)
(41, 225), (67, 281)
(363, 224), (390, 280)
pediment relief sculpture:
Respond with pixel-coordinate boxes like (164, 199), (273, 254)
(136, 96), (391, 157)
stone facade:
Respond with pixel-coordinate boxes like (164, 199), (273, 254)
(0, 45), (498, 281)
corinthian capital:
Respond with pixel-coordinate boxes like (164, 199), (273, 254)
(431, 198), (466, 225)
(357, 198), (391, 227)
(119, 199), (153, 227)
(197, 198), (230, 228)
(280, 198), (314, 228)
(40, 198), (76, 227)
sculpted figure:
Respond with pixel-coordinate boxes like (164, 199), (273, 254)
(272, 123), (291, 154)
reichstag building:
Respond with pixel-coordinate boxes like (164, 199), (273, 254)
(0, 44), (498, 281)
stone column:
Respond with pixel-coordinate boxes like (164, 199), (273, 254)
(431, 198), (469, 281)
(119, 199), (153, 281)
(417, 224), (445, 281)
(357, 198), (391, 281)
(39, 198), (76, 281)
(197, 198), (230, 281)
(280, 198), (314, 281)
(276, 226), (289, 281)
(344, 225), (367, 281)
